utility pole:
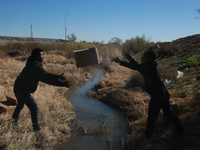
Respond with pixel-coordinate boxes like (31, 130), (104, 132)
(64, 11), (70, 41)
(30, 24), (33, 38)
(65, 25), (67, 41)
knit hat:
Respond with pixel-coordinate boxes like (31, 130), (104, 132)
(143, 50), (156, 61)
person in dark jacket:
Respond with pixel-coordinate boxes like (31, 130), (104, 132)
(113, 50), (186, 138)
(12, 48), (71, 131)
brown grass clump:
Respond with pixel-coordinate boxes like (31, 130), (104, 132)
(91, 87), (149, 120)
(90, 62), (149, 120)
(0, 52), (93, 150)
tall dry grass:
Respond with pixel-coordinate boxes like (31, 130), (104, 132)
(0, 51), (94, 150)
(156, 42), (180, 58)
(90, 62), (149, 120)
(90, 49), (200, 149)
(1, 38), (200, 149)
(0, 40), (96, 58)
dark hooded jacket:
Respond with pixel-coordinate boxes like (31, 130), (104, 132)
(120, 59), (163, 95)
(14, 56), (65, 93)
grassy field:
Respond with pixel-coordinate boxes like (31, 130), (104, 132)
(0, 39), (123, 150)
(0, 41), (97, 150)
(90, 34), (200, 149)
(1, 35), (200, 150)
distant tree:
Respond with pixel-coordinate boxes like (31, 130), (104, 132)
(67, 33), (77, 42)
(108, 37), (122, 45)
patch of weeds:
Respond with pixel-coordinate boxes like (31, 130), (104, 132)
(194, 91), (200, 99)
(191, 70), (200, 75)
(175, 78), (184, 86)
(168, 59), (178, 64)
(186, 51), (200, 58)
(181, 81), (194, 86)
(170, 98), (181, 102)
(179, 57), (200, 70)
(157, 54), (171, 60)
(180, 107), (194, 114)
(174, 88), (182, 92)
(190, 82), (200, 98)
(194, 83), (200, 91)
(176, 91), (188, 98)
(196, 75), (200, 81)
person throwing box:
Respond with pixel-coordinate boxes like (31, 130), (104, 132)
(12, 48), (71, 131)
(113, 50), (186, 139)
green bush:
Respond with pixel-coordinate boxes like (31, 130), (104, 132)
(179, 57), (200, 70)
(122, 34), (154, 54)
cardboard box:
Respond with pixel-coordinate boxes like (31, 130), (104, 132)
(0, 96), (17, 116)
(73, 47), (99, 68)
(6, 96), (17, 105)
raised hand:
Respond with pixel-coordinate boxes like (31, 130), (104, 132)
(124, 54), (134, 61)
(112, 56), (121, 63)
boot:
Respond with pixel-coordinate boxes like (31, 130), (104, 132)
(12, 118), (18, 127)
(32, 124), (41, 131)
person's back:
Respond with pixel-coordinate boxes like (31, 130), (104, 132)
(140, 61), (163, 95)
(14, 56), (42, 93)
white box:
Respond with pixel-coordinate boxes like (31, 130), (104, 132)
(73, 47), (99, 68)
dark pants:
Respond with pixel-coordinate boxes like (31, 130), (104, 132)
(145, 86), (184, 137)
(12, 89), (40, 128)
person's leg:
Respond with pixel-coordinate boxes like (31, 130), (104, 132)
(12, 90), (40, 130)
(162, 88), (184, 130)
(22, 94), (41, 130)
(145, 90), (164, 138)
(12, 90), (25, 122)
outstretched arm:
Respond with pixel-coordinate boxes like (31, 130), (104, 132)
(112, 55), (139, 70)
(124, 54), (134, 62)
(112, 54), (146, 74)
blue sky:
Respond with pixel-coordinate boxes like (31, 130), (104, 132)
(0, 0), (200, 43)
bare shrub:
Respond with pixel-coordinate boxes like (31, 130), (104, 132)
(157, 62), (178, 81)
(157, 43), (180, 58)
(97, 44), (123, 62)
(125, 71), (144, 89)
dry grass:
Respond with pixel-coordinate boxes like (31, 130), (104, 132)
(90, 63), (149, 120)
(2, 37), (200, 149)
(0, 52), (94, 150)
(90, 57), (200, 149)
